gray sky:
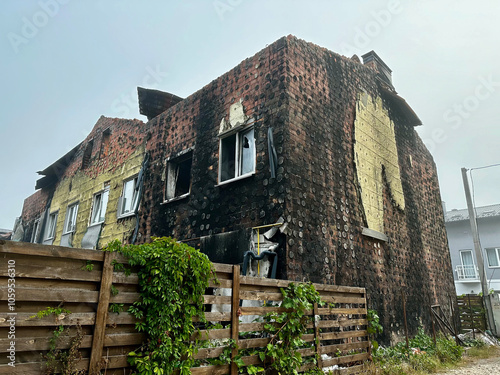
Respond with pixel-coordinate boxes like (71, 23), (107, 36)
(1, 0), (499, 229)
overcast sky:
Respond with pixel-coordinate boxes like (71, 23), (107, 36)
(1, 0), (499, 229)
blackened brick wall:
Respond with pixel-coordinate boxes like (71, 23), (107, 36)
(138, 35), (455, 343)
(20, 189), (51, 242)
(282, 36), (455, 342)
(139, 38), (290, 270)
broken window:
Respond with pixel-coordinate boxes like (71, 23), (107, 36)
(219, 127), (255, 183)
(63, 202), (79, 234)
(165, 151), (193, 201)
(45, 212), (58, 240)
(486, 248), (500, 268)
(90, 186), (109, 225)
(118, 177), (139, 217)
(31, 219), (40, 243)
(81, 140), (94, 169)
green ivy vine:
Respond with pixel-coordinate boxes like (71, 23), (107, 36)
(367, 309), (383, 351)
(241, 282), (323, 375)
(104, 237), (217, 375)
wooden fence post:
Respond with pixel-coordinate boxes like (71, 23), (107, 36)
(89, 251), (115, 374)
(230, 265), (241, 375)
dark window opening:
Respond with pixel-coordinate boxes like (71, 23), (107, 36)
(100, 129), (111, 158)
(82, 140), (94, 169)
(220, 134), (236, 182)
(165, 151), (193, 201)
(219, 128), (255, 183)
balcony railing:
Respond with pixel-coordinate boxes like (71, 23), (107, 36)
(456, 265), (479, 281)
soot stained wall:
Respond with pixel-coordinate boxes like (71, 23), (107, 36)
(138, 35), (455, 343)
(139, 38), (290, 257)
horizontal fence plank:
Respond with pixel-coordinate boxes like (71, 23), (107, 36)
(195, 312), (231, 322)
(338, 363), (371, 375)
(194, 346), (226, 360)
(203, 295), (232, 305)
(209, 279), (232, 289)
(322, 352), (370, 367)
(0, 312), (95, 328)
(190, 364), (230, 375)
(110, 292), (140, 304)
(0, 263), (102, 283)
(321, 296), (367, 305)
(317, 318), (368, 329)
(317, 307), (367, 315)
(112, 272), (139, 284)
(213, 263), (234, 274)
(320, 330), (368, 341)
(320, 341), (370, 355)
(191, 329), (231, 341)
(0, 240), (104, 262)
(0, 287), (99, 303)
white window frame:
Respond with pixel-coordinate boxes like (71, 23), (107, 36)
(31, 218), (40, 243)
(45, 211), (58, 240)
(118, 177), (139, 218)
(63, 202), (79, 234)
(90, 186), (110, 226)
(218, 125), (255, 185)
(486, 248), (500, 268)
(164, 149), (193, 203)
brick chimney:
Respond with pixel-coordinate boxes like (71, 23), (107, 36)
(362, 51), (393, 90)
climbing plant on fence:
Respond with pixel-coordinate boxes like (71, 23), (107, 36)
(104, 237), (217, 375)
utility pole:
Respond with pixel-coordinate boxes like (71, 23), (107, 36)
(461, 167), (496, 335)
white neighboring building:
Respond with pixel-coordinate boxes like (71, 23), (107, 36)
(445, 204), (500, 295)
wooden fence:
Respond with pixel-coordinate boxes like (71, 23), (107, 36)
(0, 240), (371, 374)
(457, 294), (487, 333)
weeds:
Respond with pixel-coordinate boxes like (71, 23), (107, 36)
(373, 328), (463, 375)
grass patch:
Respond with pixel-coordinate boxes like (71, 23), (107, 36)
(373, 328), (463, 375)
(373, 329), (500, 374)
(466, 344), (500, 359)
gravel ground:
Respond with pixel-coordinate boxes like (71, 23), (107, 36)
(440, 355), (500, 374)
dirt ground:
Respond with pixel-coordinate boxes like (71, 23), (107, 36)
(440, 352), (500, 374)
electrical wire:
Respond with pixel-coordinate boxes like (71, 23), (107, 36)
(470, 163), (500, 171)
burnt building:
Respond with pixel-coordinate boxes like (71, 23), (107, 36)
(137, 36), (455, 342)
(16, 35), (454, 342)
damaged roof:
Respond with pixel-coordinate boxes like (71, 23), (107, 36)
(445, 204), (500, 222)
(35, 142), (82, 190)
(138, 87), (183, 120)
(379, 86), (423, 126)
